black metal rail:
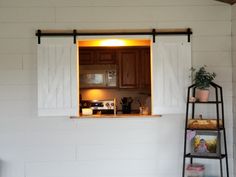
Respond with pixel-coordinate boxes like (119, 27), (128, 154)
(35, 28), (192, 44)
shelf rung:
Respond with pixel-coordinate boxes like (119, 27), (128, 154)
(188, 101), (222, 104)
(186, 128), (224, 131)
(185, 153), (226, 159)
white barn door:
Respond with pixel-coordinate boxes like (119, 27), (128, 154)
(152, 36), (191, 114)
(37, 38), (78, 116)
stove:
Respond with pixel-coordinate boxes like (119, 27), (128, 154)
(80, 99), (115, 114)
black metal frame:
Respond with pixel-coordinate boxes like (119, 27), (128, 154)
(35, 28), (192, 44)
(182, 82), (229, 177)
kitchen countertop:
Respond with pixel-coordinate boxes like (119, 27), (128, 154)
(71, 114), (162, 119)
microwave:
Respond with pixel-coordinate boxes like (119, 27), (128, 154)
(79, 69), (117, 88)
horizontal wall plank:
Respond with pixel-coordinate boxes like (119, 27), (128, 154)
(77, 143), (182, 161)
(0, 117), (77, 132)
(0, 85), (35, 100)
(0, 0), (226, 8)
(219, 82), (233, 97)
(232, 5), (236, 20)
(0, 131), (77, 147)
(0, 8), (55, 22)
(0, 70), (36, 85)
(232, 19), (236, 35)
(234, 96), (236, 112)
(233, 66), (236, 82)
(192, 36), (231, 51)
(0, 21), (231, 38)
(0, 23), (34, 38)
(0, 145), (76, 162)
(0, 100), (36, 117)
(25, 159), (181, 177)
(206, 66), (232, 82)
(233, 6), (236, 169)
(0, 54), (22, 69)
(56, 6), (230, 23)
(23, 54), (36, 70)
(233, 52), (236, 66)
(233, 85), (236, 102)
(76, 115), (184, 131)
(74, 129), (183, 145)
(234, 128), (236, 146)
(75, 118), (184, 145)
(193, 51), (231, 67)
(0, 161), (25, 177)
(0, 38), (36, 54)
(0, 21), (230, 40)
(158, 21), (231, 36)
(232, 36), (236, 52)
(52, 0), (227, 7)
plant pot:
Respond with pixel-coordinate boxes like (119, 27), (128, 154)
(196, 89), (209, 102)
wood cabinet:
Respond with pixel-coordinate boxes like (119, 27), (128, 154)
(79, 47), (116, 65)
(96, 49), (116, 64)
(79, 46), (151, 89)
(139, 48), (151, 88)
(118, 47), (150, 89)
(118, 49), (139, 88)
(79, 48), (95, 65)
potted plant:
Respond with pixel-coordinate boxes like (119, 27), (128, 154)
(191, 65), (216, 102)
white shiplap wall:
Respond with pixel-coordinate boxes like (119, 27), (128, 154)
(232, 3), (236, 177)
(0, 0), (233, 177)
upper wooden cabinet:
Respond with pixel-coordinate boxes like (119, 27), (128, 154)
(118, 47), (150, 89)
(139, 48), (151, 88)
(96, 49), (116, 64)
(118, 49), (139, 88)
(79, 46), (151, 89)
(79, 47), (116, 65)
(79, 48), (95, 65)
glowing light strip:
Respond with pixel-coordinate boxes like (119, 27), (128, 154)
(79, 39), (150, 47)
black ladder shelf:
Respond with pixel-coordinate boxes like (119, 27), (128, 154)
(182, 82), (229, 177)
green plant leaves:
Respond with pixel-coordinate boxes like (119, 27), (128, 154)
(192, 66), (216, 89)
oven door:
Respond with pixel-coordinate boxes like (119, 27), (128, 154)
(80, 70), (107, 88)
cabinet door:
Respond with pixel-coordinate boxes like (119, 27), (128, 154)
(139, 48), (151, 88)
(96, 48), (116, 64)
(79, 48), (95, 65)
(118, 49), (139, 88)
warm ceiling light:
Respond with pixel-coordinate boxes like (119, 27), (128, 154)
(79, 39), (150, 47)
(100, 39), (125, 46)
